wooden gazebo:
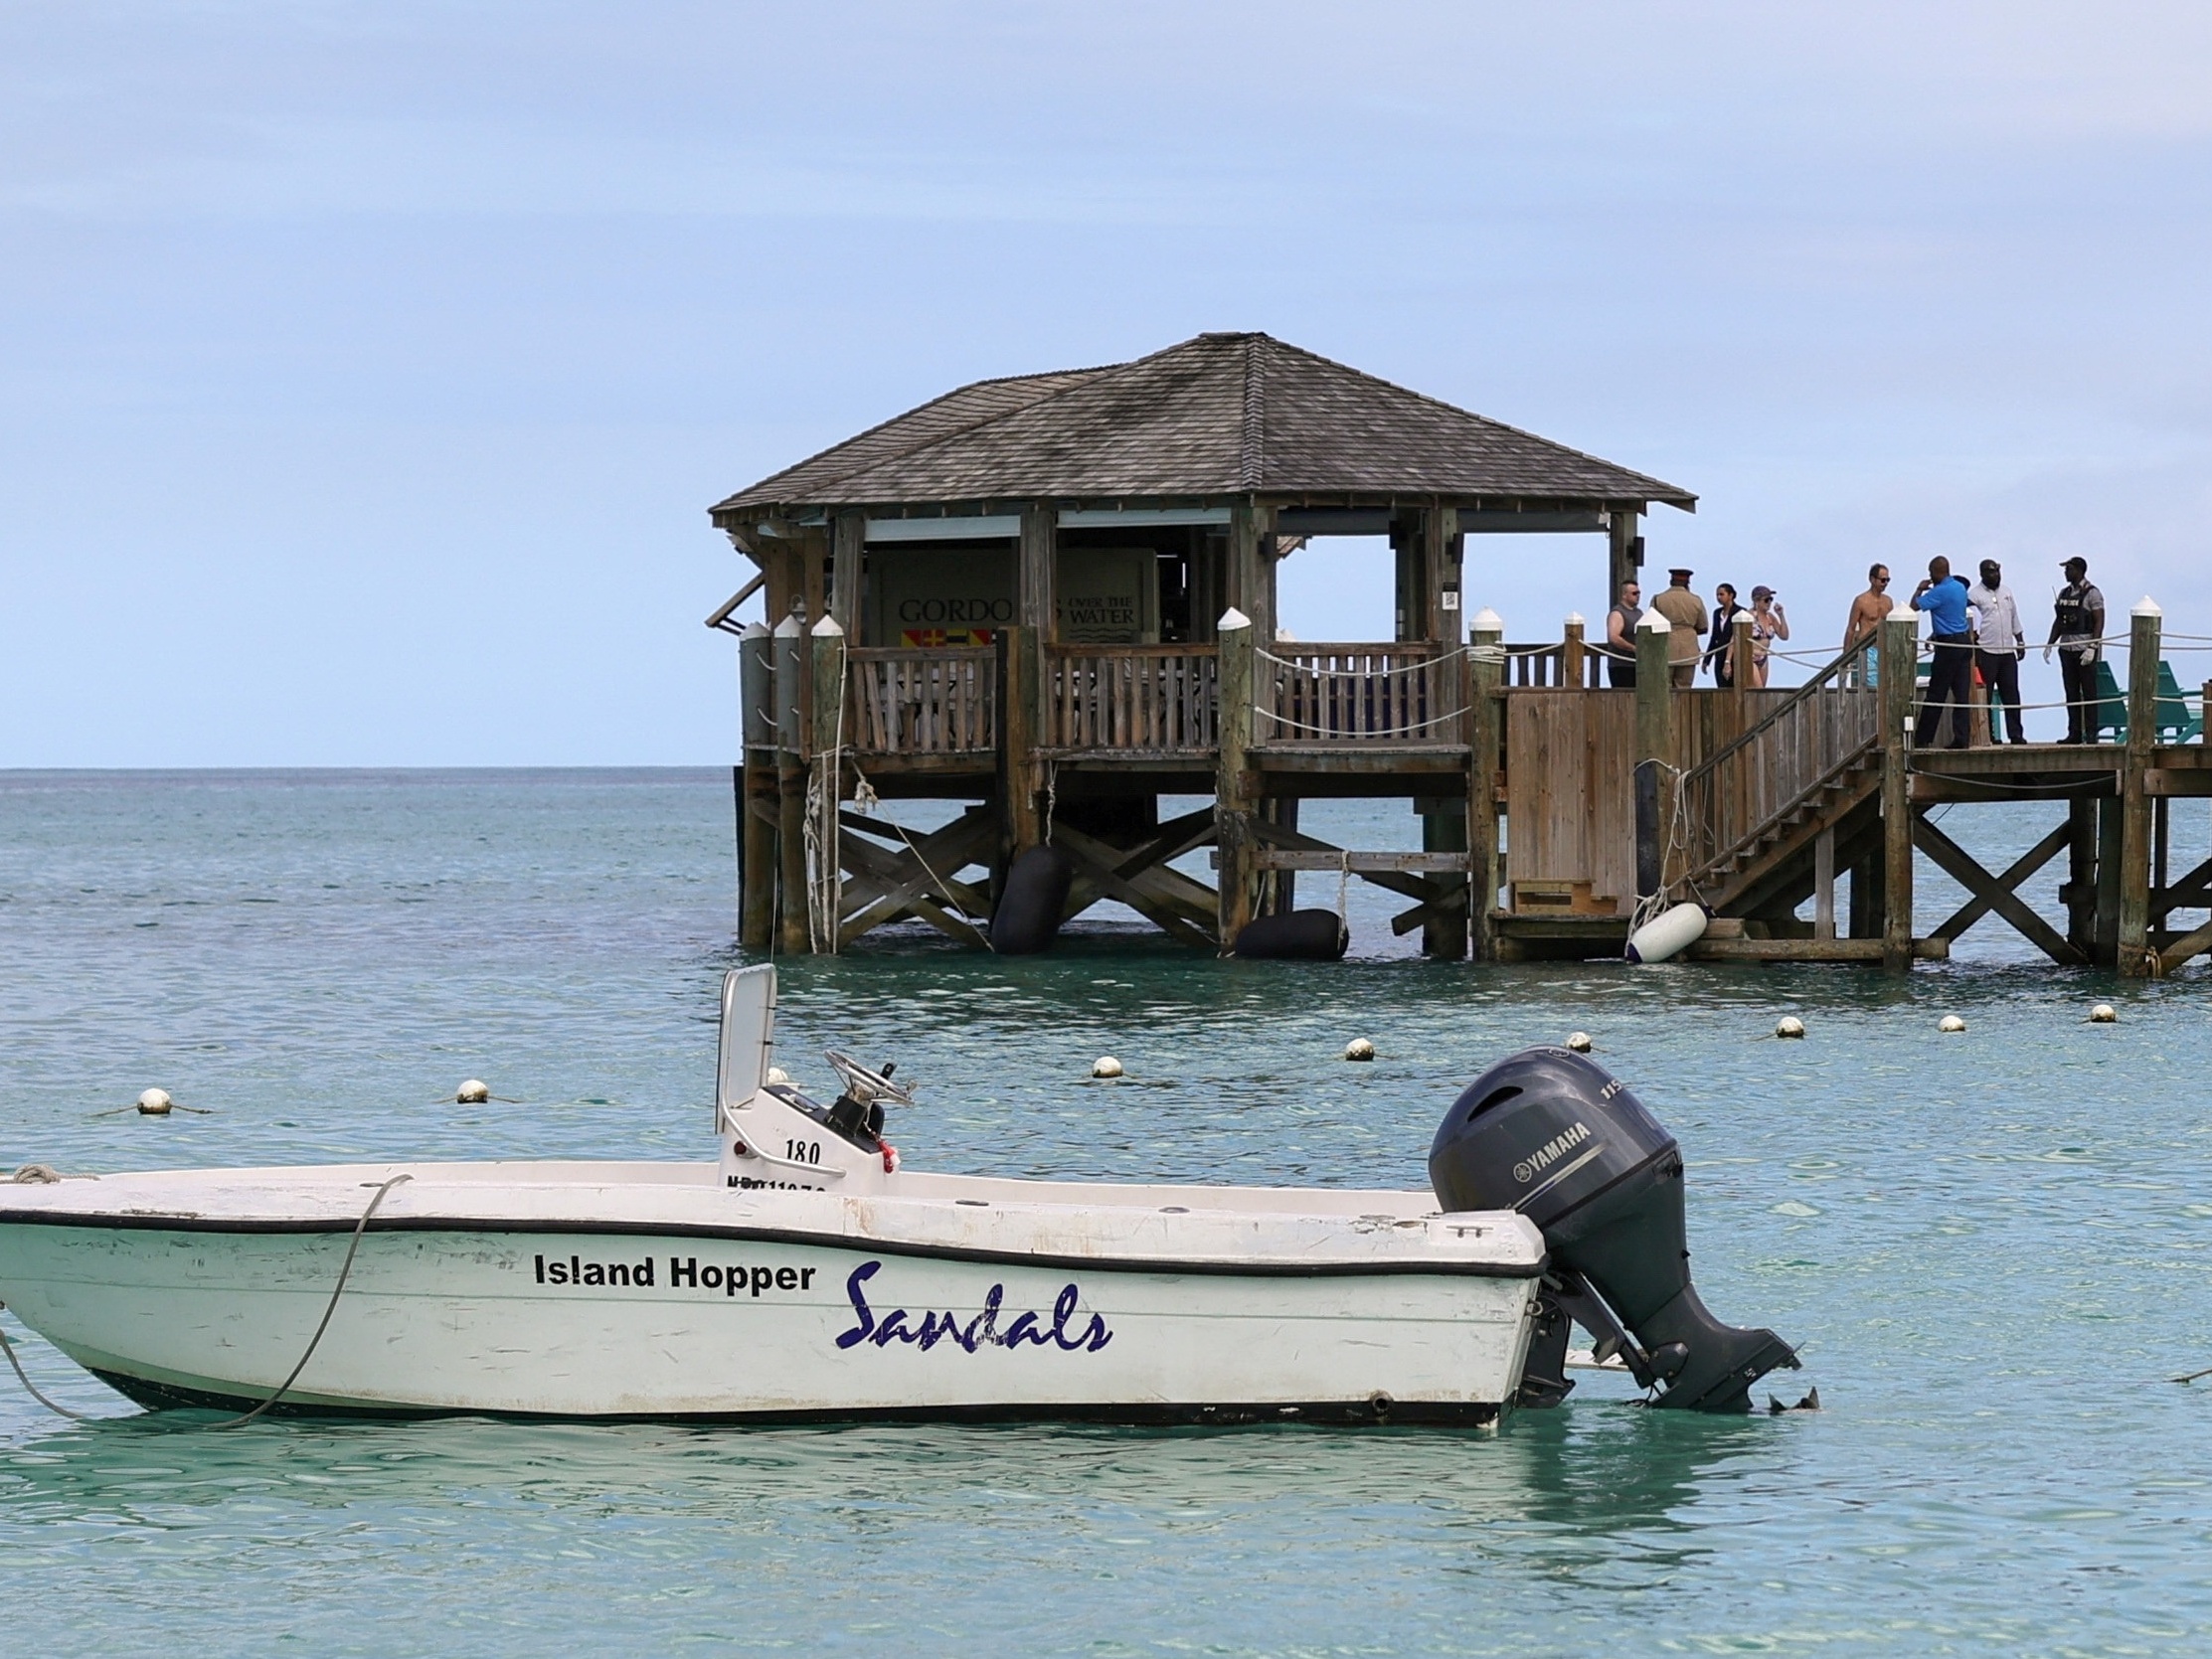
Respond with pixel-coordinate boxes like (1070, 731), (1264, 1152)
(708, 330), (1715, 958)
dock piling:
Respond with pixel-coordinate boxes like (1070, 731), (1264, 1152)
(1878, 601), (1918, 973)
(2118, 598), (2161, 975)
(1632, 611), (1673, 904)
(1215, 608), (1258, 951)
(1467, 609), (1505, 961)
(739, 622), (776, 950)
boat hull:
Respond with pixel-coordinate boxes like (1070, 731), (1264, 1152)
(0, 1219), (1539, 1424)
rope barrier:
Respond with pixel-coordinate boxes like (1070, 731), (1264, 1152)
(1257, 645), (1469, 676)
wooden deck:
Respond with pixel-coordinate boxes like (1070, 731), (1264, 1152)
(736, 607), (2210, 975)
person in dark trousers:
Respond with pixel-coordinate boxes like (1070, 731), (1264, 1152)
(2044, 557), (2107, 743)
(1967, 559), (2027, 744)
(1911, 556), (1973, 748)
(1606, 580), (1641, 688)
(1705, 581), (1745, 685)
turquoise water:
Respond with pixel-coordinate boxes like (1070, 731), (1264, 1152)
(3, 769), (2210, 1655)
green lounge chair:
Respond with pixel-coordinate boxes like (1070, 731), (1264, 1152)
(2092, 659), (2205, 743)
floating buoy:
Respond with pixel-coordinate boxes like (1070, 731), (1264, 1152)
(1565, 1032), (1594, 1054)
(1939, 1015), (1966, 1034)
(135, 1087), (173, 1116)
(1343, 1039), (1375, 1063)
(455, 1079), (490, 1104)
(766, 1066), (791, 1087)
(2089, 1003), (2117, 1024)
(1625, 903), (1708, 964)
(1775, 1016), (1805, 1040)
(1092, 1057), (1124, 1079)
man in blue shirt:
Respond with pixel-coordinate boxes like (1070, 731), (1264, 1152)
(1911, 556), (1973, 747)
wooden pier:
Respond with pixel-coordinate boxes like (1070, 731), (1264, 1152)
(709, 332), (2212, 976)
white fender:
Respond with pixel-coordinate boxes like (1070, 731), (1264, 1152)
(1625, 902), (1708, 964)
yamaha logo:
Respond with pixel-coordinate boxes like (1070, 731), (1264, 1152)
(1513, 1121), (1592, 1185)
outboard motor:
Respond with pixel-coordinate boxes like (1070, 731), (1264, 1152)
(1430, 1047), (1798, 1412)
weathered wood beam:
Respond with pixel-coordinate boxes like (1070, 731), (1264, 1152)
(1879, 603), (1918, 973)
(1912, 814), (2083, 965)
(2155, 914), (2212, 977)
(1253, 850), (1472, 873)
(739, 623), (777, 950)
(1467, 613), (1504, 960)
(2117, 601), (2161, 976)
(1049, 821), (1219, 950)
(1929, 819), (2071, 944)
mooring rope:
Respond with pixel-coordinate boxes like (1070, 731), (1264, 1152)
(0, 1172), (412, 1429)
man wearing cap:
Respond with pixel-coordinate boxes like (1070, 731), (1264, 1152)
(1967, 559), (2026, 744)
(1650, 568), (1708, 689)
(1911, 556), (1973, 748)
(2044, 557), (2106, 744)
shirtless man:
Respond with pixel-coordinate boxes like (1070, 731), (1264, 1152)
(1843, 564), (1891, 683)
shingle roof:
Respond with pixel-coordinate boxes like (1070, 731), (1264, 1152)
(712, 333), (1692, 519)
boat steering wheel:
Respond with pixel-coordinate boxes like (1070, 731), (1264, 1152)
(824, 1050), (915, 1107)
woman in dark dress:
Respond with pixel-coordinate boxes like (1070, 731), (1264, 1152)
(1705, 582), (1746, 686)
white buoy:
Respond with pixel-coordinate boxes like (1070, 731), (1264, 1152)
(1625, 903), (1708, 964)
(455, 1079), (491, 1104)
(2090, 1003), (2118, 1024)
(1939, 1015), (1967, 1034)
(766, 1066), (791, 1086)
(1092, 1057), (1124, 1079)
(1775, 1016), (1805, 1040)
(1565, 1032), (1594, 1054)
(135, 1087), (174, 1116)
(1343, 1039), (1376, 1063)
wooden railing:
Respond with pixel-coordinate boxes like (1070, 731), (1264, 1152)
(1503, 640), (1614, 688)
(847, 648), (995, 754)
(1676, 640), (1881, 882)
(1256, 643), (1465, 744)
(1046, 645), (1219, 751)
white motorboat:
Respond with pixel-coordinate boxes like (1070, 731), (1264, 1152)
(0, 968), (1798, 1424)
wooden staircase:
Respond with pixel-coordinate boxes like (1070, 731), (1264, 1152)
(1674, 643), (1884, 918)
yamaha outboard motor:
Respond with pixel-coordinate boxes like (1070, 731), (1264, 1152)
(1430, 1047), (1798, 1412)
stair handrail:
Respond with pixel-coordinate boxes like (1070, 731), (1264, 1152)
(1675, 638), (1882, 892)
(1677, 637), (1875, 791)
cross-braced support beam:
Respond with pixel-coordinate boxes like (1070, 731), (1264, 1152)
(1913, 813), (2085, 965)
(832, 807), (997, 949)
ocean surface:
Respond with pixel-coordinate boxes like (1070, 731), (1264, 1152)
(2, 768), (2209, 1656)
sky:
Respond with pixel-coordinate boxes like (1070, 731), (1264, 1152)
(4, 1), (2209, 764)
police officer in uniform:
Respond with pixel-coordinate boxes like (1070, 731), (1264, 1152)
(2044, 557), (2106, 744)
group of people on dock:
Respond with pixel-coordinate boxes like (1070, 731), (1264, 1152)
(1603, 569), (1789, 691)
(1603, 557), (2111, 746)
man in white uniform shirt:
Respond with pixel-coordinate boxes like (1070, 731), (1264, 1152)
(1968, 558), (2027, 745)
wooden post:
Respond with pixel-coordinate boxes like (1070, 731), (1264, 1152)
(830, 510), (864, 638)
(2066, 797), (2098, 956)
(1813, 827), (1836, 940)
(1229, 505), (1276, 648)
(1468, 608), (1505, 960)
(739, 622), (777, 950)
(1216, 607), (1258, 951)
(1426, 508), (1462, 646)
(2095, 794), (2123, 963)
(1633, 609), (1673, 902)
(1561, 614), (1586, 688)
(1729, 612), (1754, 726)
(1019, 502), (1056, 637)
(807, 616), (847, 953)
(772, 612), (809, 955)
(1879, 600), (1918, 973)
(1848, 848), (1882, 940)
(2118, 598), (2161, 975)
(997, 623), (1042, 861)
(1608, 507), (1642, 616)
